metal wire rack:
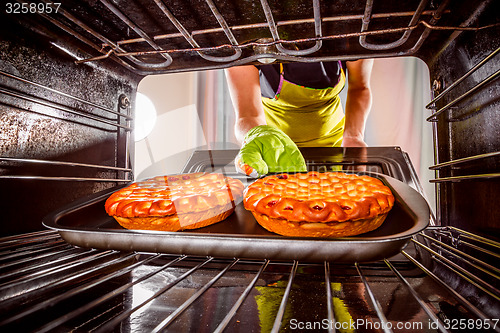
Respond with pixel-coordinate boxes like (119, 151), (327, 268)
(0, 228), (498, 332)
(425, 46), (500, 184)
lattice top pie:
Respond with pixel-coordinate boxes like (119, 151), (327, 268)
(243, 171), (394, 223)
(105, 172), (245, 218)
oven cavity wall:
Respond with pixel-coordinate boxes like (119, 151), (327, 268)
(0, 11), (141, 236)
(419, 1), (500, 238)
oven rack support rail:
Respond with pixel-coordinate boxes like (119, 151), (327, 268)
(426, 46), (500, 183)
(0, 227), (498, 332)
(17, 0), (499, 74)
(0, 69), (133, 183)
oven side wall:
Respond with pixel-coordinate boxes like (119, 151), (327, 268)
(0, 13), (141, 236)
(421, 3), (500, 237)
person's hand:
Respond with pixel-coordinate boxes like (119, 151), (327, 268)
(341, 135), (368, 147)
(235, 125), (307, 178)
(341, 135), (368, 172)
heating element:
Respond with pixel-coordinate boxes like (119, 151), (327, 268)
(7, 0), (498, 74)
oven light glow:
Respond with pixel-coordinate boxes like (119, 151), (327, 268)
(257, 56), (277, 64)
(134, 92), (157, 142)
(254, 38), (277, 64)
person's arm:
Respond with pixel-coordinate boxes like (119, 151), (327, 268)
(224, 65), (267, 143)
(342, 59), (374, 147)
(224, 65), (306, 177)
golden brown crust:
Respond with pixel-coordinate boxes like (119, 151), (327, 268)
(252, 212), (389, 238)
(244, 171), (394, 237)
(105, 172), (244, 231)
(113, 205), (235, 232)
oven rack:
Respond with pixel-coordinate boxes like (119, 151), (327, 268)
(425, 47), (500, 121)
(0, 70), (132, 122)
(426, 46), (500, 184)
(0, 227), (498, 332)
(19, 0), (496, 75)
(0, 69), (132, 183)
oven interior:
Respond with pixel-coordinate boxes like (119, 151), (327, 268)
(1, 0), (499, 331)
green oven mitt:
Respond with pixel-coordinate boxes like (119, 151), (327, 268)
(235, 125), (307, 178)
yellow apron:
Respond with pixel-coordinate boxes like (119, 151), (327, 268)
(262, 63), (346, 147)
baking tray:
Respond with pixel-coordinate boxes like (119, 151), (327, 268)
(43, 172), (430, 263)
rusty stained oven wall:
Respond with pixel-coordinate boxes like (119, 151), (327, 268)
(0, 10), (141, 235)
(421, 1), (500, 236)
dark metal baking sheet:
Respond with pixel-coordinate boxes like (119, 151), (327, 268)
(43, 173), (430, 263)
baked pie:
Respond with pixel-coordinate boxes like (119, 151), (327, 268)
(105, 172), (244, 231)
(243, 171), (395, 237)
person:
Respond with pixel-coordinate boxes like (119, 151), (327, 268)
(225, 59), (374, 177)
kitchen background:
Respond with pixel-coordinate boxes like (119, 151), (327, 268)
(133, 56), (435, 211)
